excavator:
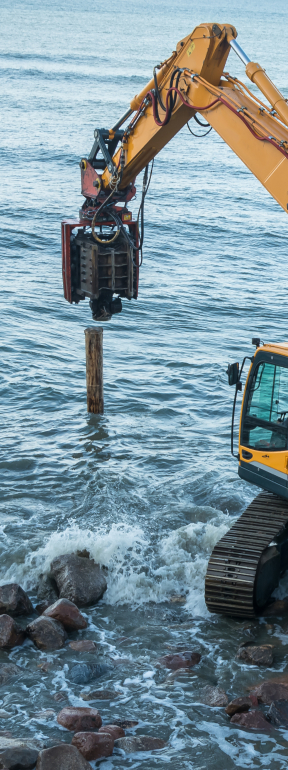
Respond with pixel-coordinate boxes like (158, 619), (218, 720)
(62, 23), (288, 618)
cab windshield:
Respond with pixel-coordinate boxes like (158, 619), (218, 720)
(242, 361), (288, 451)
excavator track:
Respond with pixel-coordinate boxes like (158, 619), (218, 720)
(205, 492), (288, 617)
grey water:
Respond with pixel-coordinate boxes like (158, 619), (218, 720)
(1, 0), (288, 766)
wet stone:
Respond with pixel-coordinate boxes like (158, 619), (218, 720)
(0, 615), (25, 648)
(43, 599), (87, 630)
(0, 746), (39, 769)
(72, 732), (114, 761)
(200, 686), (228, 707)
(57, 706), (102, 732)
(53, 692), (67, 702)
(230, 710), (271, 730)
(36, 744), (91, 770)
(50, 553), (107, 608)
(80, 689), (120, 701)
(268, 700), (288, 727)
(98, 725), (125, 739)
(69, 641), (96, 652)
(237, 644), (274, 667)
(0, 665), (21, 686)
(0, 585), (33, 617)
(27, 617), (66, 651)
(69, 662), (112, 684)
(226, 696), (254, 716)
(250, 681), (288, 704)
(263, 597), (288, 616)
(158, 651), (201, 670)
(115, 736), (166, 752)
(36, 575), (58, 615)
(113, 720), (138, 729)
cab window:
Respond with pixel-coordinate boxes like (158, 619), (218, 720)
(241, 361), (288, 451)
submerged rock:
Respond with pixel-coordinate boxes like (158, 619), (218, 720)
(200, 686), (228, 707)
(72, 732), (113, 761)
(69, 640), (96, 652)
(114, 720), (138, 729)
(250, 681), (288, 704)
(0, 664), (21, 686)
(43, 599), (87, 630)
(237, 644), (274, 667)
(80, 689), (120, 701)
(115, 736), (166, 752)
(50, 553), (107, 607)
(0, 745), (39, 768)
(98, 725), (125, 739)
(69, 662), (112, 684)
(158, 651), (201, 670)
(0, 615), (25, 648)
(0, 585), (33, 617)
(263, 597), (288, 616)
(268, 700), (288, 727)
(36, 744), (91, 769)
(230, 710), (271, 730)
(27, 617), (66, 651)
(57, 706), (102, 732)
(225, 696), (254, 716)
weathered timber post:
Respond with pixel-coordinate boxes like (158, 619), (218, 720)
(84, 327), (104, 413)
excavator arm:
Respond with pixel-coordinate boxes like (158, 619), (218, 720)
(62, 23), (288, 320)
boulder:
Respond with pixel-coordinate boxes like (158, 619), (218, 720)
(0, 664), (21, 686)
(0, 615), (25, 648)
(0, 746), (39, 768)
(50, 554), (107, 607)
(237, 644), (274, 666)
(98, 725), (125, 739)
(69, 663), (112, 684)
(268, 700), (288, 727)
(71, 733), (113, 761)
(43, 599), (87, 630)
(158, 651), (201, 670)
(230, 710), (271, 730)
(80, 689), (120, 701)
(27, 617), (66, 651)
(115, 736), (166, 752)
(36, 744), (91, 770)
(200, 686), (228, 707)
(263, 597), (288, 616)
(226, 696), (254, 716)
(36, 575), (58, 614)
(69, 641), (96, 652)
(0, 585), (33, 617)
(57, 707), (102, 732)
(250, 681), (288, 704)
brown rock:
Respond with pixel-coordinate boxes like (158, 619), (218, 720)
(115, 736), (166, 752)
(36, 744), (91, 769)
(263, 597), (288, 616)
(98, 725), (125, 739)
(225, 696), (254, 716)
(27, 617), (66, 651)
(69, 640), (96, 652)
(0, 615), (25, 648)
(57, 707), (102, 732)
(0, 664), (21, 685)
(237, 644), (274, 666)
(80, 689), (120, 701)
(113, 720), (138, 729)
(72, 732), (113, 761)
(0, 585), (33, 617)
(43, 599), (87, 630)
(50, 553), (107, 607)
(250, 681), (288, 705)
(200, 686), (228, 707)
(230, 710), (271, 730)
(158, 651), (201, 670)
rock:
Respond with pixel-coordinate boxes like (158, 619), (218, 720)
(200, 686), (228, 707)
(36, 575), (58, 615)
(250, 681), (288, 704)
(80, 689), (120, 701)
(43, 599), (87, 630)
(72, 733), (113, 761)
(36, 744), (91, 769)
(113, 720), (138, 729)
(0, 616), (25, 648)
(32, 710), (56, 720)
(57, 707), (102, 732)
(158, 651), (201, 670)
(69, 662), (112, 684)
(263, 597), (288, 616)
(268, 700), (288, 727)
(27, 617), (66, 651)
(115, 736), (166, 752)
(53, 692), (67, 702)
(50, 554), (107, 607)
(0, 746), (39, 768)
(69, 641), (96, 652)
(237, 644), (274, 666)
(230, 710), (271, 730)
(226, 696), (254, 716)
(98, 725), (125, 739)
(0, 585), (33, 617)
(0, 664), (21, 686)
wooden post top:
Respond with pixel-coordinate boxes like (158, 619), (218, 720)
(84, 327), (103, 335)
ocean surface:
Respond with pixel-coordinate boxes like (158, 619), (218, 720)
(1, 0), (288, 767)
